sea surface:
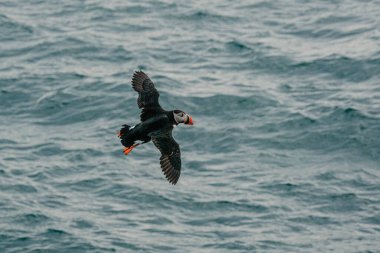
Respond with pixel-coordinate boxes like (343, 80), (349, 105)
(1, 0), (380, 252)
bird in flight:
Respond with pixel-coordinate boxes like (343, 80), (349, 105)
(118, 71), (194, 185)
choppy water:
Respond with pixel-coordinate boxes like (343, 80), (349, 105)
(1, 0), (380, 252)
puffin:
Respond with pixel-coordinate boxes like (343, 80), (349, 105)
(118, 71), (194, 185)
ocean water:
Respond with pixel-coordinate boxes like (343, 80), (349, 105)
(1, 0), (380, 252)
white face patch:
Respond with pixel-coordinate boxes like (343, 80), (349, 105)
(173, 111), (186, 124)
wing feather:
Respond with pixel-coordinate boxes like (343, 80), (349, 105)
(151, 128), (181, 185)
(131, 71), (163, 121)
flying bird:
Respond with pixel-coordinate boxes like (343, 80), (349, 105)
(118, 71), (194, 185)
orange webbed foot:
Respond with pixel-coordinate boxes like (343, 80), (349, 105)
(123, 143), (139, 155)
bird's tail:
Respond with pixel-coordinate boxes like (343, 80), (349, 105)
(118, 124), (131, 137)
(118, 124), (134, 147)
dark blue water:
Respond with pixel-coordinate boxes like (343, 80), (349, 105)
(1, 1), (380, 252)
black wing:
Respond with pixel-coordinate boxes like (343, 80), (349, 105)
(151, 127), (181, 185)
(131, 71), (164, 121)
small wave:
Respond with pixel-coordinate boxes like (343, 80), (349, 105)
(14, 213), (51, 227)
(283, 26), (373, 39)
(38, 228), (72, 239)
(288, 215), (339, 226)
(320, 106), (375, 122)
(0, 14), (33, 41)
(185, 215), (253, 227)
(238, 1), (275, 10)
(292, 56), (380, 82)
(168, 9), (240, 24)
(225, 40), (253, 53)
(189, 94), (279, 116)
(59, 177), (107, 192)
(177, 200), (268, 213)
(184, 10), (238, 22)
(1, 184), (38, 193)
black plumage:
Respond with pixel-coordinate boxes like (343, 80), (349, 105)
(118, 71), (193, 185)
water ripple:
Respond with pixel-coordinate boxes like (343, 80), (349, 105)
(1, 0), (380, 252)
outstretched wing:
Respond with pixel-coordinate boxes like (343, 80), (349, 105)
(151, 127), (181, 185)
(131, 71), (163, 121)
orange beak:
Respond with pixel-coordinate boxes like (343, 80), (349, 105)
(186, 115), (194, 125)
